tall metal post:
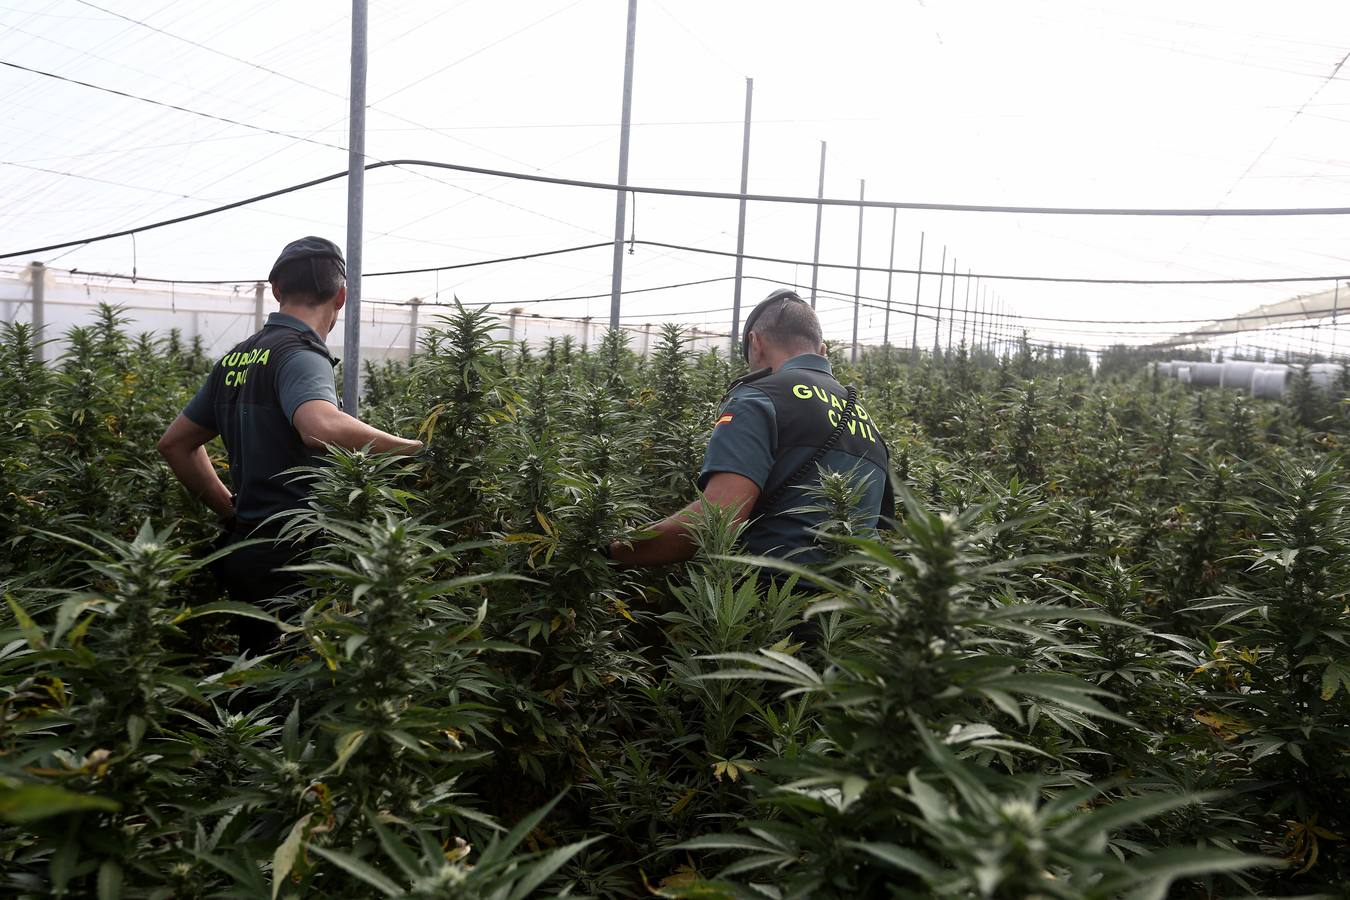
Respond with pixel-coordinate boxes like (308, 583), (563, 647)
(933, 246), (947, 356)
(983, 286), (991, 355)
(990, 296), (997, 357)
(408, 298), (421, 358)
(29, 260), (44, 364)
(1003, 298), (1011, 358)
(955, 265), (966, 348)
(946, 257), (957, 352)
(850, 179), (865, 363)
(883, 207), (896, 351)
(1007, 300), (1015, 357)
(253, 281), (265, 333)
(991, 296), (999, 357)
(1005, 300), (1012, 357)
(910, 232), (924, 361)
(609, 0), (638, 332)
(342, 0), (368, 415)
(972, 279), (982, 356)
(995, 297), (1003, 357)
(809, 141), (826, 308)
(730, 77), (754, 357)
(998, 298), (1007, 357)
(1332, 280), (1341, 359)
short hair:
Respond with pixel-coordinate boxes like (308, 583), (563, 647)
(750, 296), (822, 353)
(271, 257), (344, 306)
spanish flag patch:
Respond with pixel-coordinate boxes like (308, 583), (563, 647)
(715, 413), (734, 426)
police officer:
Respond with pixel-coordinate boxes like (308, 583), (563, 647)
(156, 236), (422, 654)
(609, 289), (892, 567)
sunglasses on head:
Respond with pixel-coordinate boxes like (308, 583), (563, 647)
(741, 289), (807, 362)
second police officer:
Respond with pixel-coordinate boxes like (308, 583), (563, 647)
(609, 289), (892, 567)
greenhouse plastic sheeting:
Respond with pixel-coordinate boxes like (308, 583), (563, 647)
(1251, 367), (1291, 400)
(1220, 361), (1266, 390)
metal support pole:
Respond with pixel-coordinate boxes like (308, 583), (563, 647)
(933, 246), (946, 356)
(582, 315), (592, 351)
(983, 284), (992, 356)
(984, 295), (992, 356)
(342, 0), (368, 415)
(851, 179), (865, 363)
(999, 299), (1006, 357)
(910, 232), (924, 361)
(991, 297), (998, 357)
(253, 281), (265, 333)
(508, 307), (520, 345)
(1333, 280), (1341, 359)
(946, 256), (957, 353)
(642, 322), (652, 356)
(999, 298), (1007, 357)
(883, 207), (896, 351)
(408, 298), (421, 358)
(809, 141), (826, 308)
(997, 298), (1005, 357)
(609, 0), (638, 332)
(961, 268), (971, 348)
(28, 261), (44, 364)
(974, 280), (984, 356)
(730, 76), (753, 358)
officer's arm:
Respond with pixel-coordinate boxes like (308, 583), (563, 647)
(156, 415), (235, 520)
(608, 472), (760, 566)
(291, 400), (423, 455)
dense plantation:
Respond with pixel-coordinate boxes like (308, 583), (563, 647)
(2, 304), (1349, 898)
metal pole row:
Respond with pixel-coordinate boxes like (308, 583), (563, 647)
(910, 232), (924, 361)
(730, 76), (753, 357)
(851, 179), (865, 363)
(809, 141), (826, 309)
(342, 0), (368, 414)
(608, 0), (638, 334)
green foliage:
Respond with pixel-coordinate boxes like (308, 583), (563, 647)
(2, 309), (1345, 896)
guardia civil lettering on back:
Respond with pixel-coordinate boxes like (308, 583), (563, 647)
(156, 237), (423, 655)
(609, 290), (893, 567)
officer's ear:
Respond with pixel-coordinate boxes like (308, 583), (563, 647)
(817, 341), (827, 356)
(333, 283), (347, 312)
(270, 283), (282, 304)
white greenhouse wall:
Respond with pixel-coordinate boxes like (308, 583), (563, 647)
(0, 270), (730, 365)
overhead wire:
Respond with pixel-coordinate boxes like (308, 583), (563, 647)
(0, 1), (287, 213)
(13, 213), (1348, 293)
(71, 0), (354, 96)
(0, 7), (614, 244)
(49, 253), (1345, 338)
(0, 58), (352, 156)
(628, 240), (1350, 285)
(8, 150), (1350, 265)
(305, 158), (1350, 217)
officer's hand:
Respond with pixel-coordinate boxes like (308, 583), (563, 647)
(216, 495), (238, 529)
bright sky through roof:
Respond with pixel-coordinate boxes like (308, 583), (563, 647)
(1, 0), (1347, 350)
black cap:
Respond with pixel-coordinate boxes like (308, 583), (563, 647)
(268, 236), (346, 282)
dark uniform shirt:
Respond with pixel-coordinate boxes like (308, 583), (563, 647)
(182, 313), (339, 522)
(698, 354), (891, 564)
